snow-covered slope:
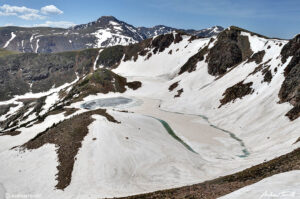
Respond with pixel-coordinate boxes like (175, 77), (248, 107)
(219, 171), (300, 199)
(0, 27), (299, 199)
(113, 27), (300, 163)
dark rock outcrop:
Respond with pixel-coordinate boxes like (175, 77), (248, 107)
(169, 81), (179, 91)
(207, 26), (253, 76)
(279, 34), (300, 120)
(0, 49), (99, 101)
(178, 26), (264, 77)
(247, 50), (266, 64)
(152, 34), (175, 54)
(219, 81), (254, 107)
(179, 46), (208, 74)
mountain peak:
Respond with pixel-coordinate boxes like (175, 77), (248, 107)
(226, 26), (269, 39)
(97, 16), (119, 23)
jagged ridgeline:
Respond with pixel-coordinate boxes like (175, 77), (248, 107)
(0, 31), (185, 101)
(0, 16), (223, 53)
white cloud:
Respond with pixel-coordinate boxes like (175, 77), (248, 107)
(35, 21), (75, 28)
(41, 5), (63, 15)
(0, 4), (64, 21)
(19, 13), (45, 20)
(0, 4), (39, 15)
(4, 23), (13, 26)
(0, 11), (17, 16)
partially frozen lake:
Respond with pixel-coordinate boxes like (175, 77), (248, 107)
(81, 97), (134, 109)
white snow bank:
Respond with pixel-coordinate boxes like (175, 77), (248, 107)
(3, 32), (16, 48)
(219, 171), (300, 199)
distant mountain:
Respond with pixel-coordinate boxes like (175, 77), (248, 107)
(0, 16), (223, 53)
(184, 26), (224, 37)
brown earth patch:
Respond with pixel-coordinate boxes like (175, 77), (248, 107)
(126, 81), (142, 90)
(64, 108), (79, 116)
(21, 109), (119, 190)
(0, 130), (21, 136)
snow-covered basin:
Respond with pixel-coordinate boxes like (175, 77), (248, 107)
(78, 95), (248, 162)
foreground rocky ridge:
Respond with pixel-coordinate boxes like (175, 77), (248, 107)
(279, 34), (300, 120)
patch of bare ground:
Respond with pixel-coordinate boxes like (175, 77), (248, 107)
(115, 148), (300, 199)
(168, 81), (179, 91)
(62, 69), (141, 104)
(174, 89), (184, 98)
(21, 109), (119, 190)
(219, 81), (254, 108)
(0, 130), (21, 136)
(0, 97), (46, 131)
(64, 108), (79, 116)
(126, 81), (142, 90)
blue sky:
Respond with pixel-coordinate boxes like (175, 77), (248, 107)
(0, 0), (299, 38)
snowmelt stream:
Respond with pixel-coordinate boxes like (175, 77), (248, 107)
(80, 97), (197, 153)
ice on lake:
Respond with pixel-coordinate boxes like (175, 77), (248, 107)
(81, 97), (134, 110)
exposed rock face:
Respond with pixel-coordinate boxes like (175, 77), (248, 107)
(0, 16), (223, 53)
(178, 26), (262, 77)
(179, 46), (208, 74)
(63, 69), (141, 103)
(152, 34), (175, 54)
(0, 49), (99, 101)
(279, 34), (300, 120)
(219, 81), (254, 107)
(207, 26), (253, 76)
(247, 50), (266, 64)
